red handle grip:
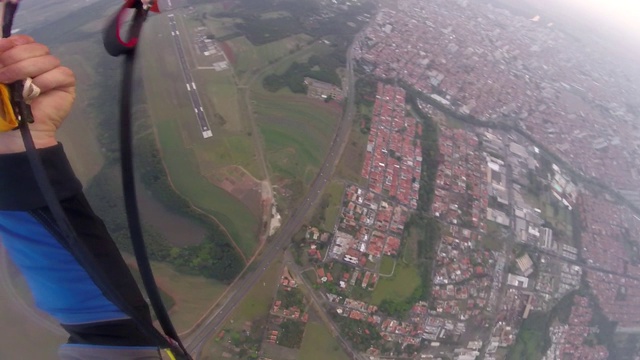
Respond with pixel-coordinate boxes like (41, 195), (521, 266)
(103, 0), (148, 57)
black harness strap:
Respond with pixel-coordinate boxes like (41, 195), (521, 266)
(116, 21), (191, 358)
(104, 1), (192, 358)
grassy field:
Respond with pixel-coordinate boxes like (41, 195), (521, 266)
(153, 119), (259, 258)
(507, 329), (545, 360)
(185, 15), (240, 39)
(203, 256), (284, 359)
(335, 119), (370, 186)
(371, 263), (421, 305)
(230, 34), (313, 80)
(402, 220), (423, 265)
(260, 11), (292, 19)
(192, 133), (262, 180)
(522, 191), (573, 239)
(298, 322), (350, 360)
(262, 42), (333, 79)
(252, 87), (341, 190)
(140, 16), (260, 259)
(323, 181), (345, 231)
(122, 255), (227, 333)
(227, 259), (283, 324)
(380, 255), (396, 275)
(193, 69), (244, 132)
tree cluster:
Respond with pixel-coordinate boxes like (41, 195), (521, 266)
(263, 54), (342, 94)
(333, 315), (383, 352)
(407, 93), (440, 215)
(278, 288), (305, 309)
(278, 320), (306, 348)
(215, 0), (373, 47)
(310, 192), (332, 227)
(354, 76), (378, 108)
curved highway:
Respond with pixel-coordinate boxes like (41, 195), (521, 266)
(183, 45), (358, 357)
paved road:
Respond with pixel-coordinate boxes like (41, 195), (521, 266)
(167, 14), (212, 138)
(183, 44), (359, 357)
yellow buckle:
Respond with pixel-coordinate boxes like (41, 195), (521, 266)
(0, 84), (18, 132)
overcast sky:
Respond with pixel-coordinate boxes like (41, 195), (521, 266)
(571, 0), (639, 31)
(545, 0), (640, 42)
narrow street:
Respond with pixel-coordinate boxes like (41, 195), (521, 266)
(283, 251), (368, 360)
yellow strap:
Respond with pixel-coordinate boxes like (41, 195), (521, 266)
(0, 84), (18, 132)
(163, 349), (177, 360)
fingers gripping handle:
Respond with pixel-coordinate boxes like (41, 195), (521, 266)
(0, 0), (36, 132)
(103, 0), (152, 57)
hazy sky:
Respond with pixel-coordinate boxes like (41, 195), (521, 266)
(550, 0), (640, 41)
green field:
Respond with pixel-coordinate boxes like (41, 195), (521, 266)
(371, 263), (421, 305)
(230, 259), (283, 323)
(152, 262), (226, 332)
(260, 11), (292, 19)
(140, 16), (260, 259)
(323, 181), (345, 230)
(335, 119), (369, 185)
(154, 119), (259, 257)
(185, 15), (240, 39)
(522, 191), (573, 240)
(402, 220), (424, 265)
(298, 322), (350, 360)
(192, 134), (262, 180)
(265, 42), (333, 77)
(203, 257), (284, 359)
(230, 34), (314, 79)
(507, 329), (545, 360)
(193, 69), (244, 132)
(122, 255), (227, 333)
(380, 255), (395, 275)
(252, 87), (341, 189)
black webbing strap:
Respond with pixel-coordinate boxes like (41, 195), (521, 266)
(104, 1), (192, 358)
(118, 35), (191, 359)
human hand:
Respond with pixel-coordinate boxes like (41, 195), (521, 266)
(0, 35), (76, 154)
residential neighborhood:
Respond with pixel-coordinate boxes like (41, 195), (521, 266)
(297, 70), (640, 358)
(354, 0), (640, 203)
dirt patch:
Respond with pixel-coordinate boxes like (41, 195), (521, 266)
(220, 41), (237, 65)
(207, 165), (263, 219)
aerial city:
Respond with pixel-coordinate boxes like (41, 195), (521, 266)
(2, 0), (639, 359)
